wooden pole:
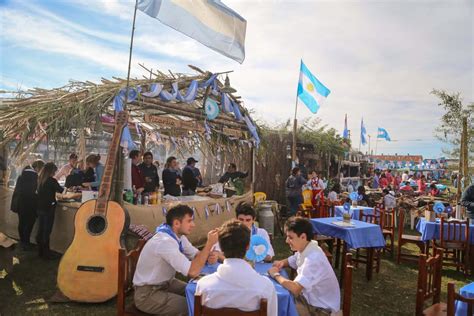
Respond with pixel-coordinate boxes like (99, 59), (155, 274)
(292, 94), (298, 163)
(113, 0), (139, 203)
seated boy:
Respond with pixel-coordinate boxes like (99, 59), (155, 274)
(196, 219), (278, 316)
(209, 202), (274, 263)
(133, 205), (218, 315)
(268, 217), (340, 316)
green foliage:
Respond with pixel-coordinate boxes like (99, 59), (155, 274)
(431, 89), (473, 160)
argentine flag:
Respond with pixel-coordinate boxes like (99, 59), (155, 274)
(377, 127), (391, 141)
(297, 60), (331, 113)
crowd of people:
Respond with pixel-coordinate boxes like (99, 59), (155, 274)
(133, 202), (340, 316)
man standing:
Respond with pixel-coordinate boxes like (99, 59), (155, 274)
(181, 157), (199, 196)
(133, 205), (218, 315)
(196, 220), (278, 316)
(162, 156), (182, 196)
(218, 163), (248, 184)
(138, 151), (159, 193)
(461, 183), (474, 219)
(54, 153), (78, 181)
(268, 217), (340, 316)
(129, 150), (145, 193)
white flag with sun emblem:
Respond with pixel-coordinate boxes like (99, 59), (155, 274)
(297, 60), (331, 113)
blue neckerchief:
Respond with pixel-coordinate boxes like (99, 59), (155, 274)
(156, 223), (184, 254)
(251, 224), (258, 235)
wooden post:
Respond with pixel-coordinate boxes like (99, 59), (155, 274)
(462, 117), (470, 187)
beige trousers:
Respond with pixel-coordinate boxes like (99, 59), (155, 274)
(134, 278), (188, 316)
(295, 295), (332, 316)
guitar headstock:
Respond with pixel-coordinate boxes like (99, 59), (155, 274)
(116, 111), (129, 127)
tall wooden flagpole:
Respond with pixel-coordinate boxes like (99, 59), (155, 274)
(113, 0), (139, 203)
(292, 94), (298, 163)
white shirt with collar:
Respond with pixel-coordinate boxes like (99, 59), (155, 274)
(196, 258), (278, 316)
(133, 231), (198, 286)
(288, 240), (340, 312)
(212, 227), (275, 258)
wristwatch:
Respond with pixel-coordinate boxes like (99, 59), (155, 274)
(272, 272), (281, 278)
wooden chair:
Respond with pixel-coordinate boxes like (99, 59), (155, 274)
(434, 218), (470, 275)
(354, 212), (381, 273)
(194, 294), (267, 316)
(415, 251), (446, 316)
(447, 282), (474, 316)
(397, 208), (427, 264)
(343, 253), (354, 316)
(380, 208), (396, 256)
(117, 239), (151, 316)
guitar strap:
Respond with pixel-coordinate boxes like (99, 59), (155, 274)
(156, 224), (184, 254)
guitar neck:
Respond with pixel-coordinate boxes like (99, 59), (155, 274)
(95, 111), (128, 215)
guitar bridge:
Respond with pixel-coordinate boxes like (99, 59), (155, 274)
(77, 265), (105, 273)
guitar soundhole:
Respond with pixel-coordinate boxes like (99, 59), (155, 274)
(87, 215), (107, 235)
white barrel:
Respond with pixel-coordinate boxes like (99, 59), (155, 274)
(258, 203), (275, 235)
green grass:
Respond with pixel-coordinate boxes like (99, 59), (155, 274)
(1, 231), (472, 316)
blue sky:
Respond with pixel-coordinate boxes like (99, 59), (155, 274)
(1, 0), (473, 158)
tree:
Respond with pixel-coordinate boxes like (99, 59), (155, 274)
(431, 90), (473, 163)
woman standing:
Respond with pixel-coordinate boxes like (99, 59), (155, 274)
(11, 160), (45, 250)
(82, 154), (104, 190)
(36, 162), (64, 259)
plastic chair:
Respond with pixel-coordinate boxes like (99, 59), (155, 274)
(299, 189), (313, 217)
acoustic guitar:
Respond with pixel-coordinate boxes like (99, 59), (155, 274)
(57, 111), (130, 302)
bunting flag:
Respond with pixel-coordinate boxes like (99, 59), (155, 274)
(192, 206), (200, 219)
(205, 205), (210, 219)
(215, 203), (221, 214)
(162, 207), (168, 216)
(226, 200), (232, 213)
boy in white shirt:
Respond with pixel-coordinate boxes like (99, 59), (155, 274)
(268, 217), (340, 316)
(196, 220), (278, 316)
(208, 202), (274, 263)
(133, 205), (218, 315)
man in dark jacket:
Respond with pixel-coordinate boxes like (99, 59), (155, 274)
(461, 183), (474, 219)
(218, 163), (248, 184)
(139, 151), (160, 193)
(11, 160), (45, 250)
(182, 158), (199, 196)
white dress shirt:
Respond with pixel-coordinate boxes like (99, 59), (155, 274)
(196, 258), (278, 316)
(328, 191), (338, 202)
(288, 241), (340, 312)
(212, 227), (275, 258)
(133, 232), (198, 286)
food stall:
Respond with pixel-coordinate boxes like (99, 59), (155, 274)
(0, 65), (260, 252)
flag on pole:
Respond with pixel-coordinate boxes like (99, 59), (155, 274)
(137, 0), (247, 63)
(343, 114), (349, 139)
(377, 127), (391, 141)
(297, 60), (331, 114)
(361, 118), (367, 145)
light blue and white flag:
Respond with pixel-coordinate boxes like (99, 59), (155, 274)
(377, 127), (391, 141)
(297, 60), (331, 114)
(138, 0), (247, 63)
(343, 114), (349, 139)
(361, 118), (367, 145)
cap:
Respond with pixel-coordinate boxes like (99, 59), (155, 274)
(187, 157), (198, 164)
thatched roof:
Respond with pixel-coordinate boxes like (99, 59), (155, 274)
(0, 65), (258, 162)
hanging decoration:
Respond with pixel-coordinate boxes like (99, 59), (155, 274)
(205, 98), (220, 120)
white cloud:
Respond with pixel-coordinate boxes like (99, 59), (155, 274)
(1, 0), (472, 157)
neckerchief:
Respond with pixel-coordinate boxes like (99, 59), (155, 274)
(251, 224), (258, 235)
(156, 223), (184, 253)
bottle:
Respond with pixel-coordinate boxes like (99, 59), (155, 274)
(137, 192), (142, 205)
(144, 194), (149, 206)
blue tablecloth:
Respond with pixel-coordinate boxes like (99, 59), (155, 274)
(335, 206), (375, 220)
(185, 262), (298, 316)
(416, 218), (474, 244)
(311, 217), (386, 249)
(456, 282), (474, 315)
